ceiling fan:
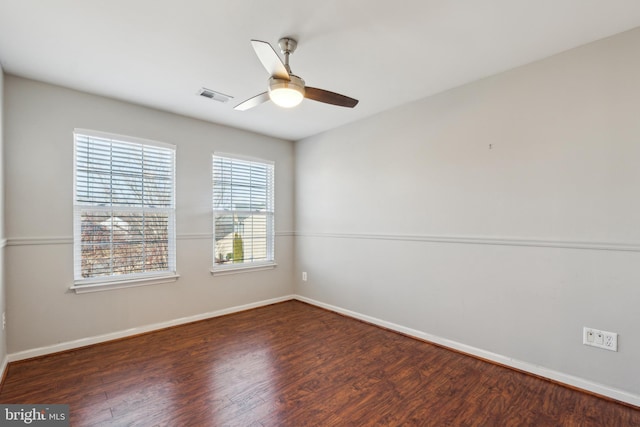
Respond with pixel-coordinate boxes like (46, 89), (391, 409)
(234, 37), (359, 111)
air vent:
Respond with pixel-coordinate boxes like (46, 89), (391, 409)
(198, 88), (233, 103)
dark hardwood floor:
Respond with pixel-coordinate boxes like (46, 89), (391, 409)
(1, 300), (638, 426)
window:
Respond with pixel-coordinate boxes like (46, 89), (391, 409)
(212, 153), (275, 272)
(73, 129), (177, 290)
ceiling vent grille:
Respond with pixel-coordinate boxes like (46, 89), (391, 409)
(198, 88), (233, 103)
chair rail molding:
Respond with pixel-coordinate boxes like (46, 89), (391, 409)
(6, 231), (296, 246)
(294, 231), (640, 253)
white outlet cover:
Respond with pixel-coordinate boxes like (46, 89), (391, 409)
(583, 327), (618, 352)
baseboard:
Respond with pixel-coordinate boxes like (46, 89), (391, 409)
(294, 295), (640, 408)
(8, 295), (295, 363)
(0, 354), (8, 387)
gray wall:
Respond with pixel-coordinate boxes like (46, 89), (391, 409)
(4, 76), (295, 353)
(3, 27), (639, 403)
(0, 65), (6, 366)
(295, 28), (640, 397)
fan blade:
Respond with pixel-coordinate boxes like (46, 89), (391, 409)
(234, 92), (270, 111)
(251, 40), (290, 80)
(305, 87), (359, 108)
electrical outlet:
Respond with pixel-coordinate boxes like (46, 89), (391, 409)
(586, 329), (594, 343)
(583, 327), (617, 351)
(302, 272), (307, 281)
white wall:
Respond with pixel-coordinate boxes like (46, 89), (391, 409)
(4, 76), (295, 354)
(295, 27), (640, 400)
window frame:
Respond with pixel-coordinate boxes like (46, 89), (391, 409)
(71, 129), (178, 293)
(211, 152), (276, 275)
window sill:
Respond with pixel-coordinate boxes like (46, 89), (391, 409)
(70, 273), (180, 294)
(210, 262), (277, 276)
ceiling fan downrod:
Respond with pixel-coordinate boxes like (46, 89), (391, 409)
(278, 37), (297, 74)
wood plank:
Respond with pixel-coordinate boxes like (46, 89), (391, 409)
(0, 301), (638, 426)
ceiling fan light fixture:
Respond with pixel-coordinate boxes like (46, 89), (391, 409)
(268, 76), (305, 108)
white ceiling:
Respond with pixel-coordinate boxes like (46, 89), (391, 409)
(1, 1), (640, 141)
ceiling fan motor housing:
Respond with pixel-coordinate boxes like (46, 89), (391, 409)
(268, 75), (306, 108)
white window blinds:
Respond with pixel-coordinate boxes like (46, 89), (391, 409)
(212, 154), (274, 268)
(73, 129), (176, 284)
